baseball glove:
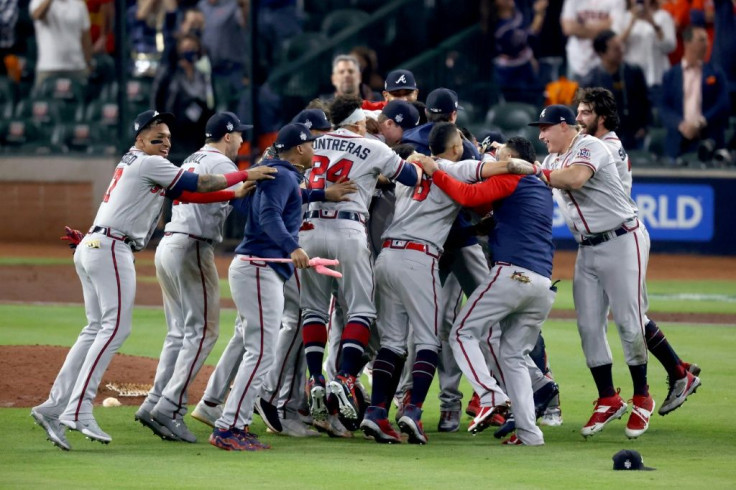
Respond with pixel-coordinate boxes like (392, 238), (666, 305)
(60, 226), (84, 250)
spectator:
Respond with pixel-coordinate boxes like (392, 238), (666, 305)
(351, 46), (384, 93)
(581, 30), (652, 149)
(86, 0), (114, 54)
(128, 0), (178, 77)
(257, 0), (303, 73)
(660, 25), (730, 160)
(711, 0), (736, 117)
(197, 0), (248, 97)
(30, 0), (92, 88)
(492, 0), (540, 104)
(152, 33), (215, 159)
(561, 0), (627, 80)
(1, 0), (19, 68)
(614, 0), (676, 98)
(528, 0), (568, 86)
(320, 54), (375, 102)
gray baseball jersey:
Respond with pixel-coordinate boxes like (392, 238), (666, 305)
(541, 134), (636, 237)
(94, 147), (187, 250)
(599, 131), (632, 195)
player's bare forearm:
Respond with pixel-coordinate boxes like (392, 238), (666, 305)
(547, 165), (593, 190)
(196, 174), (229, 193)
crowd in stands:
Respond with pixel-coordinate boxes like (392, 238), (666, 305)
(0, 0), (734, 165)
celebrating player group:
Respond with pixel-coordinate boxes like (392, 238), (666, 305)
(31, 66), (701, 452)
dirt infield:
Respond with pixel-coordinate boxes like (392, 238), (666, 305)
(2, 242), (735, 408)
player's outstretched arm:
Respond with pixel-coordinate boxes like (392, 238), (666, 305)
(195, 167), (277, 193)
(543, 164), (593, 191)
(325, 179), (358, 202)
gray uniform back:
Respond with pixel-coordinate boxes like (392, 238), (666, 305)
(541, 134), (636, 236)
(94, 147), (185, 250)
(165, 146), (238, 242)
(307, 128), (407, 217)
(599, 131), (632, 195)
(382, 159), (485, 251)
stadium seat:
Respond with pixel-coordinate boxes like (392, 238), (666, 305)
(87, 54), (117, 103)
(85, 99), (119, 135)
(13, 98), (75, 128)
(646, 127), (666, 156)
(279, 32), (327, 64)
(126, 78), (154, 114)
(0, 117), (54, 154)
(628, 149), (656, 168)
(53, 122), (113, 154)
(32, 76), (85, 104)
(0, 77), (16, 118)
(485, 102), (538, 133)
(321, 9), (370, 37)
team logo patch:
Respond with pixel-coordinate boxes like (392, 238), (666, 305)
(304, 119), (313, 129)
(394, 114), (404, 123)
(85, 239), (101, 249)
(511, 271), (531, 284)
(134, 122), (140, 131)
(226, 122), (234, 131)
(153, 111), (159, 117)
(540, 108), (546, 118)
(300, 132), (307, 141)
(576, 148), (591, 160)
(395, 74), (407, 84)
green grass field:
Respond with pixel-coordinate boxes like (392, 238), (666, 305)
(1, 298), (735, 488)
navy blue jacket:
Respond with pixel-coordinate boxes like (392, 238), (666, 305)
(234, 159), (304, 281)
(660, 62), (730, 158)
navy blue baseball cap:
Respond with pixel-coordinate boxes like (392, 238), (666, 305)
(426, 88), (460, 114)
(274, 123), (318, 152)
(205, 112), (253, 140)
(385, 69), (418, 92)
(291, 109), (332, 131)
(381, 100), (420, 130)
(528, 105), (576, 126)
(133, 110), (175, 138)
(612, 450), (656, 471)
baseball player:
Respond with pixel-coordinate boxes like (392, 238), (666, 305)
(134, 112), (260, 443)
(360, 123), (538, 444)
(30, 110), (274, 451)
(300, 94), (422, 424)
(414, 132), (556, 446)
(574, 87), (701, 415)
(532, 104), (654, 439)
(361, 68), (420, 111)
(209, 123), (318, 451)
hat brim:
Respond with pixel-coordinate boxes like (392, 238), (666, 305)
(233, 123), (254, 132)
(528, 121), (557, 127)
(387, 85), (418, 92)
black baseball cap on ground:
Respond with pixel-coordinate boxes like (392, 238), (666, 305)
(274, 123), (318, 152)
(205, 112), (253, 140)
(382, 100), (420, 130)
(426, 88), (460, 114)
(528, 105), (577, 126)
(612, 450), (656, 471)
(292, 109), (332, 130)
(133, 110), (175, 138)
(385, 69), (418, 92)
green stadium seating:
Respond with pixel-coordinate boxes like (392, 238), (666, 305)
(485, 102), (538, 133)
(321, 9), (370, 37)
(279, 32), (327, 64)
(646, 127), (666, 156)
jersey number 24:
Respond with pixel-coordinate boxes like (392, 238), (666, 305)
(308, 156), (353, 189)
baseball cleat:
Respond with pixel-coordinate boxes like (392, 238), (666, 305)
(361, 406), (402, 444)
(279, 418), (320, 437)
(191, 401), (222, 428)
(659, 371), (701, 416)
(308, 375), (328, 422)
(254, 397), (283, 433)
(469, 403), (509, 435)
(398, 404), (428, 444)
(465, 392), (480, 418)
(31, 407), (71, 451)
(313, 413), (353, 438)
(60, 417), (112, 444)
(437, 410), (460, 433)
(151, 409), (197, 443)
(502, 434), (523, 445)
(539, 407), (563, 427)
(682, 362), (701, 377)
(394, 390), (411, 424)
(135, 408), (178, 441)
(493, 412), (516, 439)
(580, 391), (627, 438)
(209, 428), (261, 451)
(240, 427), (271, 449)
(625, 394), (655, 439)
(328, 374), (360, 420)
(533, 382), (560, 418)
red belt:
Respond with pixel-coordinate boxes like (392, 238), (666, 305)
(382, 239), (440, 259)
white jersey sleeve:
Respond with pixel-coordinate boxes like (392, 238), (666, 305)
(93, 148), (185, 250)
(543, 134), (636, 236)
(600, 131), (632, 195)
(165, 146), (238, 243)
(307, 128), (405, 217)
(380, 158), (483, 251)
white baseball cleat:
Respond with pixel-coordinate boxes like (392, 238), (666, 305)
(279, 418), (321, 437)
(539, 407), (563, 427)
(191, 401), (222, 428)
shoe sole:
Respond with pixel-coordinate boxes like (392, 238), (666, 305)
(31, 410), (71, 451)
(191, 410), (217, 428)
(209, 436), (246, 451)
(398, 416), (427, 444)
(328, 381), (359, 420)
(135, 413), (179, 441)
(659, 377), (701, 416)
(60, 419), (112, 444)
(469, 410), (495, 434)
(310, 386), (328, 422)
(626, 399), (656, 439)
(437, 425), (460, 433)
(254, 399), (283, 434)
(581, 403), (628, 438)
(360, 419), (401, 444)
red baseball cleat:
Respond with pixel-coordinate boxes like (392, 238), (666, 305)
(581, 390), (627, 438)
(625, 394), (655, 439)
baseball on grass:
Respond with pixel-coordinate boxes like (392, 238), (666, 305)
(102, 397), (121, 407)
